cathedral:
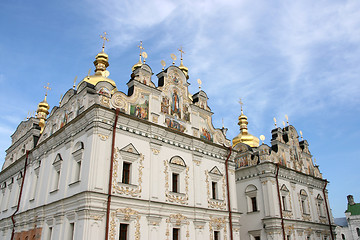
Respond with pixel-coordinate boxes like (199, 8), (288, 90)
(0, 36), (335, 240)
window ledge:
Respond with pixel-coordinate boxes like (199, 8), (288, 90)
(302, 213), (310, 216)
(118, 182), (138, 188)
(247, 210), (260, 214)
(283, 209), (292, 212)
(69, 180), (81, 187)
(29, 198), (35, 202)
(169, 191), (186, 197)
(49, 189), (59, 194)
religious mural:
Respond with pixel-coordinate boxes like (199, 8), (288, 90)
(183, 104), (190, 122)
(200, 127), (213, 142)
(98, 87), (111, 97)
(171, 89), (181, 118)
(165, 117), (186, 132)
(161, 96), (170, 114)
(60, 110), (68, 128)
(235, 156), (249, 168)
(130, 94), (149, 120)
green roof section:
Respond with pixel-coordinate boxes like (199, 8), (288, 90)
(346, 203), (360, 216)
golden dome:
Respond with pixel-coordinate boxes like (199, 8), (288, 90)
(179, 57), (189, 79)
(79, 49), (116, 87)
(36, 95), (50, 134)
(232, 109), (259, 148)
(131, 56), (143, 72)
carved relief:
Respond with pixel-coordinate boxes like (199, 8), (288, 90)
(164, 160), (189, 204)
(112, 152), (144, 197)
(98, 134), (109, 141)
(209, 216), (227, 240)
(205, 170), (226, 210)
(165, 213), (190, 240)
(109, 207), (141, 240)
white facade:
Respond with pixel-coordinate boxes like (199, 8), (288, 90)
(0, 47), (335, 240)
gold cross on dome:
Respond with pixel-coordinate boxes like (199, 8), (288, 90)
(100, 32), (109, 50)
(44, 83), (51, 96)
(178, 46), (185, 59)
(239, 98), (244, 112)
(137, 41), (144, 56)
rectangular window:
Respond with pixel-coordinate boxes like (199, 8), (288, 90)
(287, 235), (291, 240)
(212, 182), (217, 199)
(282, 196), (287, 210)
(69, 222), (74, 240)
(74, 161), (81, 182)
(251, 197), (257, 212)
(48, 227), (53, 240)
(122, 162), (131, 184)
(173, 228), (180, 240)
(53, 170), (60, 190)
(120, 224), (128, 240)
(214, 231), (220, 240)
(301, 200), (306, 214)
(255, 237), (261, 240)
(172, 173), (179, 193)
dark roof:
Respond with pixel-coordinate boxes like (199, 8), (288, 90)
(334, 217), (348, 227)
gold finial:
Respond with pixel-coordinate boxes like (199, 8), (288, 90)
(137, 41), (144, 64)
(239, 98), (244, 113)
(161, 60), (166, 70)
(73, 76), (77, 89)
(314, 158), (317, 165)
(273, 117), (277, 127)
(43, 83), (51, 101)
(87, 69), (91, 79)
(27, 111), (30, 120)
(197, 79), (202, 90)
(282, 121), (285, 128)
(178, 46), (185, 65)
(100, 32), (109, 52)
(300, 130), (303, 140)
(142, 51), (148, 64)
(222, 118), (224, 128)
(170, 53), (177, 65)
(59, 94), (63, 105)
(285, 114), (289, 125)
(260, 135), (265, 144)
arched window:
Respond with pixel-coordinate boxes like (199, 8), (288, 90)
(356, 228), (360, 237)
(245, 185), (258, 212)
(169, 156), (186, 193)
(316, 194), (325, 217)
(341, 233), (345, 239)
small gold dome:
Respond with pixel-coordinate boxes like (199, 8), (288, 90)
(79, 49), (116, 87)
(36, 95), (50, 134)
(131, 55), (143, 72)
(232, 110), (259, 148)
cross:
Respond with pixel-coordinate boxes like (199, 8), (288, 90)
(239, 98), (244, 112)
(44, 83), (51, 96)
(73, 76), (77, 89)
(100, 32), (109, 51)
(138, 41), (144, 56)
(178, 46), (185, 59)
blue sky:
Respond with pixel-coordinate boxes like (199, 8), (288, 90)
(1, 0), (359, 218)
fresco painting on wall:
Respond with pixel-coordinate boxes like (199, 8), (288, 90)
(200, 128), (213, 142)
(130, 94), (149, 120)
(165, 117), (186, 132)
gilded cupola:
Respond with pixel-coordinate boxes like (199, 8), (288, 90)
(232, 101), (259, 148)
(80, 32), (116, 88)
(36, 84), (51, 134)
(178, 47), (189, 79)
(132, 41), (145, 72)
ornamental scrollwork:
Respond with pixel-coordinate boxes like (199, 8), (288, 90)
(109, 207), (141, 240)
(205, 170), (226, 210)
(165, 213), (190, 240)
(164, 160), (189, 204)
(209, 216), (227, 240)
(112, 152), (144, 197)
